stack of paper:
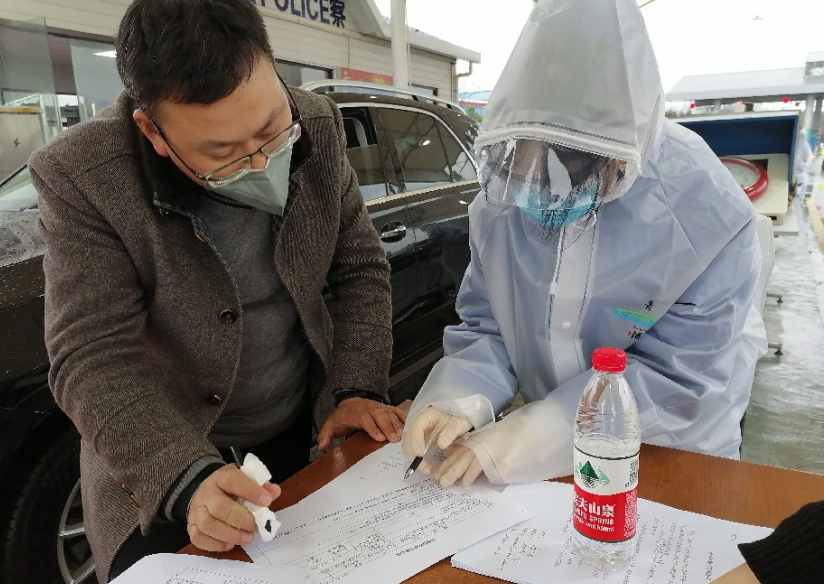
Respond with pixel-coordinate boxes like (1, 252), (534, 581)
(452, 482), (773, 584)
(245, 442), (533, 584)
(110, 553), (317, 583)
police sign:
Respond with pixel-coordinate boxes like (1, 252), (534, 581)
(248, 0), (346, 28)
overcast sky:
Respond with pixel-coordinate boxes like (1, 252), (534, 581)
(373, 0), (824, 94)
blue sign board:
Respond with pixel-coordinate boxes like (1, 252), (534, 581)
(248, 0), (346, 28)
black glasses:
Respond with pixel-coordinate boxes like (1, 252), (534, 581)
(153, 74), (301, 187)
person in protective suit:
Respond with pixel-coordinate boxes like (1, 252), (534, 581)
(795, 128), (813, 194)
(401, 0), (767, 488)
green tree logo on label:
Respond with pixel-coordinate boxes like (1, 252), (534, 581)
(576, 460), (610, 489)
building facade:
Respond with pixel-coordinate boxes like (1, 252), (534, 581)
(0, 0), (479, 155)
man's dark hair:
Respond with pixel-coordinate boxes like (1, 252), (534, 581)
(116, 0), (275, 113)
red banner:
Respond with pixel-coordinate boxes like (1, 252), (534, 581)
(340, 67), (393, 85)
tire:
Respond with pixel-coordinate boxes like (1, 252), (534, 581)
(0, 426), (97, 584)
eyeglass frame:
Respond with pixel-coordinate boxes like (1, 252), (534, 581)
(150, 72), (302, 188)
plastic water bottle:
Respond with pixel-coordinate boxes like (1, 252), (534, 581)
(571, 347), (640, 571)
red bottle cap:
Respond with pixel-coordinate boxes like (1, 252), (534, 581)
(592, 348), (626, 373)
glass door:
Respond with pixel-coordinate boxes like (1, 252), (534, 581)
(70, 38), (122, 121)
(0, 18), (60, 139)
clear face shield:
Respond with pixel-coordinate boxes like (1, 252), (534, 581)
(476, 139), (633, 230)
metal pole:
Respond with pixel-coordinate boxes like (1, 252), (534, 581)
(391, 0), (409, 88)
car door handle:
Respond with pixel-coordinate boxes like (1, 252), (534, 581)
(380, 222), (407, 241)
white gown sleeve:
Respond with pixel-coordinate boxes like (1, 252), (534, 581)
(403, 222), (517, 446)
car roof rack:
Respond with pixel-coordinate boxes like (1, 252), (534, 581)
(299, 80), (466, 114)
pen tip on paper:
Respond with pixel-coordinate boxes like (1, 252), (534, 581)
(403, 468), (413, 481)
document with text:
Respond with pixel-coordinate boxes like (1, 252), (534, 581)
(109, 553), (317, 584)
(452, 482), (773, 584)
(244, 443), (532, 584)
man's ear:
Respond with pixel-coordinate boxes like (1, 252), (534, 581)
(133, 109), (170, 158)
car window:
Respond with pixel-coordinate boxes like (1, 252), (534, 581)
(342, 111), (389, 201)
(440, 125), (478, 183)
(0, 166), (38, 211)
(378, 108), (454, 193)
(448, 113), (480, 154)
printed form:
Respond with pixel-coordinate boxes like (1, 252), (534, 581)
(244, 443), (532, 584)
(109, 553), (317, 584)
(452, 482), (773, 584)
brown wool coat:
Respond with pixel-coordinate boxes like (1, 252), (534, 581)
(29, 88), (392, 582)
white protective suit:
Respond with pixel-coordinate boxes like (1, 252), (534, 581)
(796, 129), (813, 191)
(402, 0), (767, 484)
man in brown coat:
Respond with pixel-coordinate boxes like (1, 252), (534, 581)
(29, 0), (405, 580)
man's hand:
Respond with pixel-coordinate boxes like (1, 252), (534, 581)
(187, 465), (280, 552)
(317, 398), (407, 451)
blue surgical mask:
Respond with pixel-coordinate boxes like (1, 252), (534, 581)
(203, 144), (293, 216)
(521, 180), (600, 229)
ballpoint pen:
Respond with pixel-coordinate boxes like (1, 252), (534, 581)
(230, 446), (244, 467)
(404, 415), (452, 481)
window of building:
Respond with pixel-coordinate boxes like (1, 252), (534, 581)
(805, 61), (824, 78)
(0, 19), (61, 138)
(276, 60), (332, 87)
(57, 94), (80, 128)
(0, 23), (122, 138)
(69, 37), (121, 121)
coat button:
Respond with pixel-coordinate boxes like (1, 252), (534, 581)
(219, 309), (238, 324)
(562, 322), (571, 330)
(159, 208), (172, 218)
(194, 230), (206, 242)
(205, 394), (223, 406)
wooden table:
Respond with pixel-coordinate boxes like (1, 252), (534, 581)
(183, 434), (824, 583)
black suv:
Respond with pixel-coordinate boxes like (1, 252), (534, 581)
(0, 82), (480, 584)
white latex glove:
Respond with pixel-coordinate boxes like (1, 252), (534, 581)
(402, 406), (473, 475)
(433, 444), (483, 488)
(454, 398), (575, 485)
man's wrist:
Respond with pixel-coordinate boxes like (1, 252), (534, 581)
(170, 460), (225, 523)
(333, 388), (389, 408)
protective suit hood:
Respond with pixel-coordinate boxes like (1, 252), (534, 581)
(477, 0), (665, 192)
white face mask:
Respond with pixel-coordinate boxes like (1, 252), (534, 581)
(203, 143), (293, 216)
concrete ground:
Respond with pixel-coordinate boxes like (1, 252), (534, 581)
(742, 157), (824, 476)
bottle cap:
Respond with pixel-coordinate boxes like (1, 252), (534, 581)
(592, 347), (626, 373)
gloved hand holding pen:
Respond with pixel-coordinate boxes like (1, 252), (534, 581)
(433, 444), (484, 488)
(401, 407), (472, 476)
